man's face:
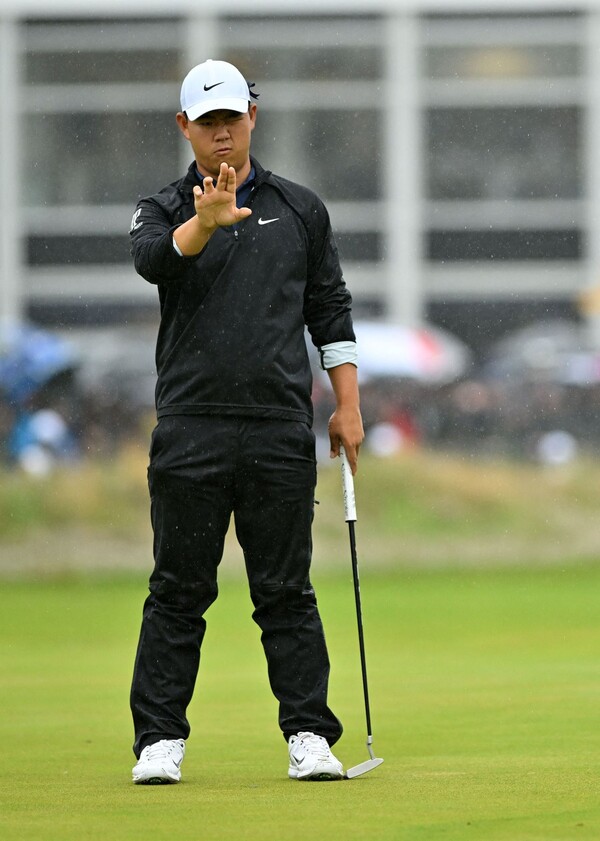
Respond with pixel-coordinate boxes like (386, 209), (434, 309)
(176, 105), (257, 178)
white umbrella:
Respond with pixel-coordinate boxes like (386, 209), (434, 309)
(352, 320), (471, 385)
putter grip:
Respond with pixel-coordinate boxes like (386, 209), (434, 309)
(340, 446), (357, 522)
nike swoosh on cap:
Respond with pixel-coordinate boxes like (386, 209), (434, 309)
(203, 81), (224, 91)
(258, 217), (280, 225)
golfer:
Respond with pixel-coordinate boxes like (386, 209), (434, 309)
(129, 59), (363, 784)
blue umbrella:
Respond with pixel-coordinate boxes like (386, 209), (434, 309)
(0, 323), (79, 404)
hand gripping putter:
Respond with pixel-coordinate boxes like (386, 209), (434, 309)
(340, 446), (384, 779)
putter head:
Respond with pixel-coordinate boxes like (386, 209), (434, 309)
(345, 757), (384, 779)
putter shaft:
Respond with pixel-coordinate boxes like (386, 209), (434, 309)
(347, 518), (374, 743)
(340, 447), (383, 776)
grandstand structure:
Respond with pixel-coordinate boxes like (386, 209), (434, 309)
(1, 0), (598, 352)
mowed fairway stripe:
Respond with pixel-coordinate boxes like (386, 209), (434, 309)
(0, 568), (599, 840)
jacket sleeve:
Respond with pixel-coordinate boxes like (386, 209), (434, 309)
(129, 197), (204, 286)
(303, 199), (356, 350)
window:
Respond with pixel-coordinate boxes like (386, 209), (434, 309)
(427, 230), (581, 262)
(225, 44), (381, 82)
(426, 107), (582, 201)
(423, 44), (581, 80)
(26, 48), (181, 84)
(252, 108), (380, 202)
(24, 111), (179, 207)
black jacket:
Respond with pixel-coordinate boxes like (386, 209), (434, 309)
(130, 157), (355, 425)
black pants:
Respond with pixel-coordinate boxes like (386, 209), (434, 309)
(130, 415), (342, 757)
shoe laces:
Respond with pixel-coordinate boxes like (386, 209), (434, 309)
(143, 739), (182, 761)
(294, 732), (331, 760)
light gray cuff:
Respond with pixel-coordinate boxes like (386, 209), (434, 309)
(172, 235), (184, 257)
(319, 341), (358, 370)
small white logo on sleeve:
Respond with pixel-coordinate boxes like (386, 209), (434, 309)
(130, 208), (143, 232)
(258, 217), (280, 226)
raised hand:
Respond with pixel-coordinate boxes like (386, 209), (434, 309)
(173, 161), (252, 256)
(194, 162), (252, 231)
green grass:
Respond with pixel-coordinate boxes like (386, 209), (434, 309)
(0, 447), (149, 540)
(1, 566), (599, 840)
(4, 448), (600, 574)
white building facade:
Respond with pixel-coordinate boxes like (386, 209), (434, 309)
(1, 0), (598, 354)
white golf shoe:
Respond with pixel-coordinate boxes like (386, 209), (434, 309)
(288, 731), (344, 781)
(132, 738), (185, 784)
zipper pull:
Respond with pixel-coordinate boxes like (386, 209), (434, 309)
(234, 229), (239, 240)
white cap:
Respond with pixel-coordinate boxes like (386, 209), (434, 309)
(180, 59), (251, 120)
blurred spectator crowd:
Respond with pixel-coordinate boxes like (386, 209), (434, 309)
(0, 324), (154, 475)
(2, 318), (600, 474)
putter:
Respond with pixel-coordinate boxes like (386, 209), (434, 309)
(340, 445), (384, 779)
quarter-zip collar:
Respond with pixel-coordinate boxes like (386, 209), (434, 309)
(181, 156), (272, 199)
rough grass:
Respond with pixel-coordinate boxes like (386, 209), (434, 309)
(314, 450), (600, 568)
(0, 445), (148, 539)
(1, 568), (599, 840)
(2, 445), (600, 577)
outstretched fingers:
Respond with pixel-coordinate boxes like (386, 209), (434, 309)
(226, 164), (237, 192)
(193, 162), (251, 227)
(214, 162), (236, 193)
